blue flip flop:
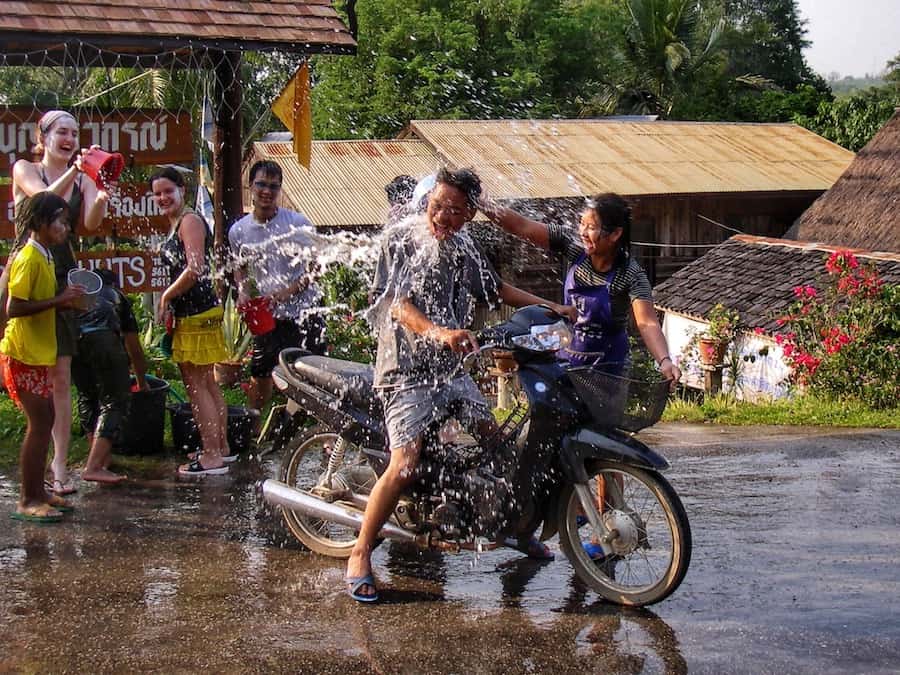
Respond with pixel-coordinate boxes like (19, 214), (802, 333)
(346, 574), (379, 603)
(503, 536), (555, 561)
(583, 541), (606, 561)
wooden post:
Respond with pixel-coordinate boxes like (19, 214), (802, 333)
(213, 50), (244, 256)
(702, 364), (723, 395)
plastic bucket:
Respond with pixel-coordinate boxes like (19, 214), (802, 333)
(168, 403), (259, 455)
(81, 147), (125, 191)
(67, 268), (103, 310)
(238, 297), (276, 336)
(116, 375), (171, 455)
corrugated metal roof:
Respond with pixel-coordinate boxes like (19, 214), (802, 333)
(0, 1), (355, 55)
(407, 119), (854, 198)
(248, 140), (440, 227)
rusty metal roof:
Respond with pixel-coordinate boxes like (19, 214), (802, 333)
(0, 1), (355, 60)
(247, 140), (440, 227)
(406, 119), (854, 198)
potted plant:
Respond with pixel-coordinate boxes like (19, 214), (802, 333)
(215, 292), (252, 387)
(699, 303), (739, 366)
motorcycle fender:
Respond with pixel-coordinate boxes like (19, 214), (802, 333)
(559, 428), (670, 483)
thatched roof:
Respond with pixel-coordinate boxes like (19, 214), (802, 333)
(788, 109), (900, 253)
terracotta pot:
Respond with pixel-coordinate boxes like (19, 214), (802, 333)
(214, 361), (244, 387)
(698, 337), (727, 366)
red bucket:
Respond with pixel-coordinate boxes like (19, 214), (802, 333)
(81, 147), (125, 191)
(238, 297), (275, 336)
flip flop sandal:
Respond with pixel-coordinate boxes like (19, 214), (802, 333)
(502, 536), (555, 561)
(583, 541), (607, 561)
(178, 460), (229, 476)
(44, 478), (77, 495)
(187, 451), (239, 464)
(46, 495), (75, 512)
(346, 574), (379, 603)
(10, 506), (64, 523)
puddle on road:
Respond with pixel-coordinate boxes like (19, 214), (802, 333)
(1, 435), (899, 672)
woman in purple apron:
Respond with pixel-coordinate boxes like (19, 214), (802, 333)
(484, 193), (682, 561)
(484, 193), (680, 383)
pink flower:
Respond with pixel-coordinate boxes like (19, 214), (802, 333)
(753, 327), (764, 335)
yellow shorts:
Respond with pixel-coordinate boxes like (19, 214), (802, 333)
(172, 306), (227, 366)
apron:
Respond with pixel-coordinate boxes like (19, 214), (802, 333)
(559, 253), (628, 373)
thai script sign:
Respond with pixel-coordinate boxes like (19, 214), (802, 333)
(0, 107), (193, 171)
(1, 183), (169, 238)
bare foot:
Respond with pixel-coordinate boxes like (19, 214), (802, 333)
(81, 468), (128, 484)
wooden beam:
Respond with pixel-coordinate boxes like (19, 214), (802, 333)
(213, 50), (244, 261)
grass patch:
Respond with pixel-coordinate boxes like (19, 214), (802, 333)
(663, 393), (900, 428)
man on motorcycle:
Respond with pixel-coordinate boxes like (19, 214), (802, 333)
(345, 167), (574, 602)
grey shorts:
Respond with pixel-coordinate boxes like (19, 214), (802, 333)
(378, 375), (492, 449)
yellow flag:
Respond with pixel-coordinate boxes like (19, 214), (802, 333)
(272, 61), (312, 169)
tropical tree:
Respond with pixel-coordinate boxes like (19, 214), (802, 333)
(581, 0), (725, 118)
(310, 0), (626, 139)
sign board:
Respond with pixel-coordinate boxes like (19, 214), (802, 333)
(0, 107), (193, 172)
(1, 250), (168, 294)
(1, 183), (169, 238)
(75, 250), (167, 294)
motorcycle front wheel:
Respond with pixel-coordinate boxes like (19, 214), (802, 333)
(557, 461), (691, 607)
(278, 424), (376, 558)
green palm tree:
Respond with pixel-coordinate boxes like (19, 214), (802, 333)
(585, 0), (724, 117)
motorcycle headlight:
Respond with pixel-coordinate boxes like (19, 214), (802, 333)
(510, 320), (572, 352)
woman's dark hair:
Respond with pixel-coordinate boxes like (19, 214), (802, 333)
(435, 167), (482, 209)
(15, 191), (69, 235)
(248, 160), (283, 184)
(585, 193), (633, 267)
(385, 174), (416, 206)
(148, 166), (186, 190)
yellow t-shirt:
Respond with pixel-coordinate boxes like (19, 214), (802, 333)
(0, 241), (57, 365)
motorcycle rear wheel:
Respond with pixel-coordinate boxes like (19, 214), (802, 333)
(278, 424), (376, 558)
(558, 461), (691, 607)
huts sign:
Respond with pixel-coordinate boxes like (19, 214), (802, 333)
(0, 251), (166, 294)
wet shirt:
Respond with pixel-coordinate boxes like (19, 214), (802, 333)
(547, 223), (652, 332)
(372, 222), (502, 389)
(78, 283), (139, 336)
(228, 208), (322, 320)
(159, 208), (219, 318)
(0, 241), (57, 365)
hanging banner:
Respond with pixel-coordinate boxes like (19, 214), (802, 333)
(1, 183), (169, 238)
(0, 107), (193, 172)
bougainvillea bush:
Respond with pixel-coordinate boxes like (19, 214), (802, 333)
(776, 251), (900, 409)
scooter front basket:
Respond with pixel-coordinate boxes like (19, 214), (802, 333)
(567, 367), (670, 432)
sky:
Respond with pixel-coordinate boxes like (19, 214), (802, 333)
(796, 0), (899, 78)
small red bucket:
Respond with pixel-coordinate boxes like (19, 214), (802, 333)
(81, 147), (125, 191)
(238, 297), (275, 336)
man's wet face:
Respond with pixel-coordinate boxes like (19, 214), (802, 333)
(426, 183), (470, 241)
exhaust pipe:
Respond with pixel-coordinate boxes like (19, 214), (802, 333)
(261, 479), (417, 543)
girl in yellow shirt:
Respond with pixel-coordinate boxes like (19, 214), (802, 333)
(2, 192), (85, 522)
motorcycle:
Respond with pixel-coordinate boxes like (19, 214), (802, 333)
(260, 305), (691, 606)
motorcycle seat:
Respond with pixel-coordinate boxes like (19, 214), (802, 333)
(291, 355), (379, 414)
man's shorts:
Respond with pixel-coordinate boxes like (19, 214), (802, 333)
(1, 355), (52, 408)
(378, 374), (492, 449)
(56, 309), (79, 358)
(250, 314), (326, 379)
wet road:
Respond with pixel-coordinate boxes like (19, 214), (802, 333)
(1, 423), (898, 674)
